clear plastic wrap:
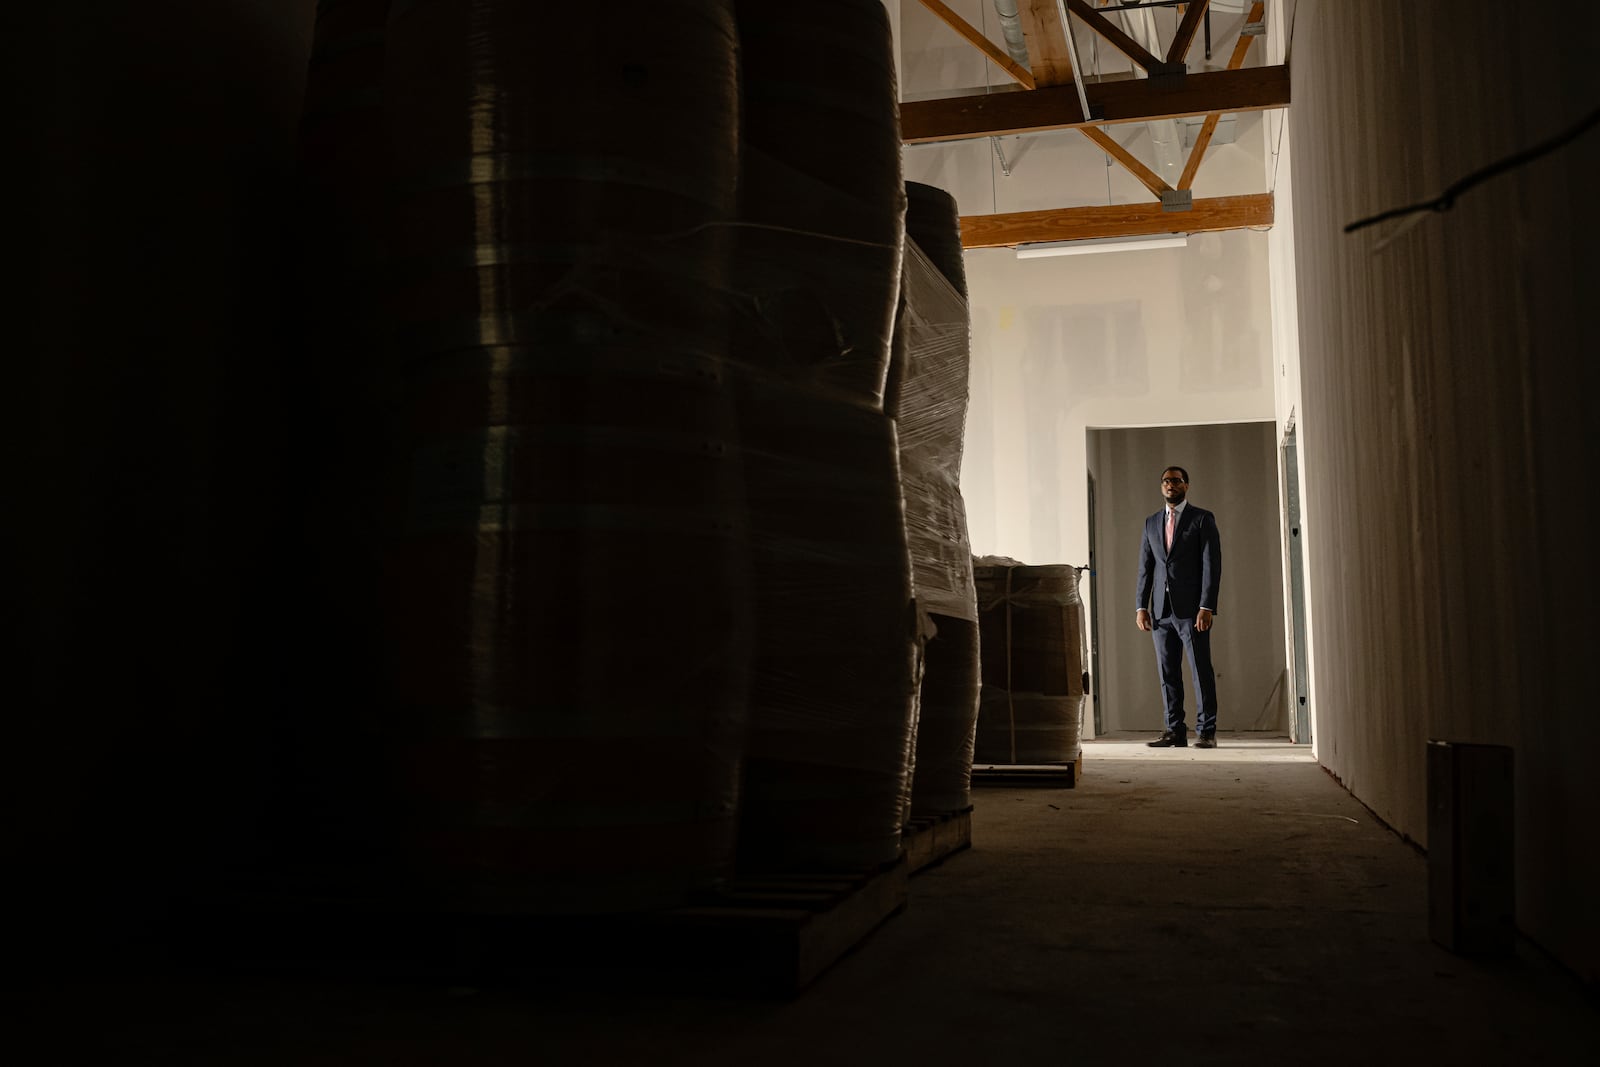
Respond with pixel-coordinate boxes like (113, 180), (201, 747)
(729, 0), (918, 873)
(904, 181), (969, 299)
(730, 0), (905, 411)
(731, 385), (921, 872)
(891, 186), (983, 817)
(729, 144), (905, 409)
(972, 559), (1088, 765)
(893, 238), (978, 622)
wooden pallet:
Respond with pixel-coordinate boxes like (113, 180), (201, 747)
(663, 857), (909, 992)
(971, 754), (1083, 787)
(203, 857), (909, 996)
(901, 806), (973, 874)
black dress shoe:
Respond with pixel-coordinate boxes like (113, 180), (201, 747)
(1194, 735), (1217, 749)
(1146, 732), (1187, 748)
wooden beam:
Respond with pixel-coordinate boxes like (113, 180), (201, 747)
(1166, 1), (1211, 65)
(1177, 2), (1265, 190)
(958, 192), (1274, 248)
(1177, 115), (1221, 190)
(1079, 126), (1172, 198)
(1016, 0), (1076, 87)
(1064, 0), (1162, 72)
(900, 64), (1289, 143)
(915, 0), (1036, 91)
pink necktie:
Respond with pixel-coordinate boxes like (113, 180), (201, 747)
(1165, 508), (1175, 551)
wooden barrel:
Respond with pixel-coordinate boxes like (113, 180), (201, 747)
(911, 615), (981, 813)
(887, 185), (966, 426)
(372, 0), (749, 914)
(904, 182), (968, 298)
(732, 0), (906, 409)
(726, 0), (917, 873)
(733, 387), (919, 873)
(973, 562), (1087, 765)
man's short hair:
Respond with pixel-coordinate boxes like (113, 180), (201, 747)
(1162, 465), (1190, 483)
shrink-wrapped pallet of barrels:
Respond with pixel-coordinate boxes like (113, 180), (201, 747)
(274, 0), (923, 945)
(973, 559), (1089, 771)
(886, 183), (981, 821)
(729, 0), (920, 875)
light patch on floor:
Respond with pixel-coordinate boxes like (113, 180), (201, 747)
(1085, 730), (1315, 763)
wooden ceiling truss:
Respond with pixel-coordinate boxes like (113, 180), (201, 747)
(909, 0), (1278, 248)
(959, 192), (1274, 249)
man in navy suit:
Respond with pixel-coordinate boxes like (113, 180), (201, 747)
(1135, 466), (1222, 749)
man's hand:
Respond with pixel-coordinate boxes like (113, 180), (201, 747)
(1136, 608), (1152, 632)
(1196, 608), (1213, 632)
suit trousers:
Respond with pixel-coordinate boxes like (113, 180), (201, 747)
(1152, 600), (1218, 737)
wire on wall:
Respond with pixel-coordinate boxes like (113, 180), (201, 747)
(1343, 105), (1600, 236)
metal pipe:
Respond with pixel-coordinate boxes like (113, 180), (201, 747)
(991, 0), (1033, 69)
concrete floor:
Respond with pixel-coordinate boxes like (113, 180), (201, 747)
(39, 733), (1595, 1064)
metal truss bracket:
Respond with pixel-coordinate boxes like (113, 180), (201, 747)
(1160, 188), (1194, 212)
(1148, 61), (1187, 89)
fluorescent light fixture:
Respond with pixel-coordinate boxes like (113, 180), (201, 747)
(1016, 233), (1189, 259)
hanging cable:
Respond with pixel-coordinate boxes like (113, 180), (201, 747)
(1344, 105), (1600, 235)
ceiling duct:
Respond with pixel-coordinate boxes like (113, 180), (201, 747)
(991, 0), (1033, 69)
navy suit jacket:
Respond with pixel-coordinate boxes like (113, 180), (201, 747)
(1135, 504), (1221, 620)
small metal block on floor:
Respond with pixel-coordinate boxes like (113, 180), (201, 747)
(901, 807), (973, 874)
(1427, 740), (1515, 957)
(971, 754), (1083, 787)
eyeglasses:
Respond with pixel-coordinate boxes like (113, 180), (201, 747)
(1160, 477), (1186, 485)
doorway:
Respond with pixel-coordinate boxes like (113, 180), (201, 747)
(1086, 421), (1289, 736)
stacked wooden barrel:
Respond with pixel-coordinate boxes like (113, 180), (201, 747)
(904, 182), (970, 300)
(888, 183), (982, 817)
(730, 0), (919, 873)
(374, 0), (751, 912)
(973, 561), (1088, 765)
